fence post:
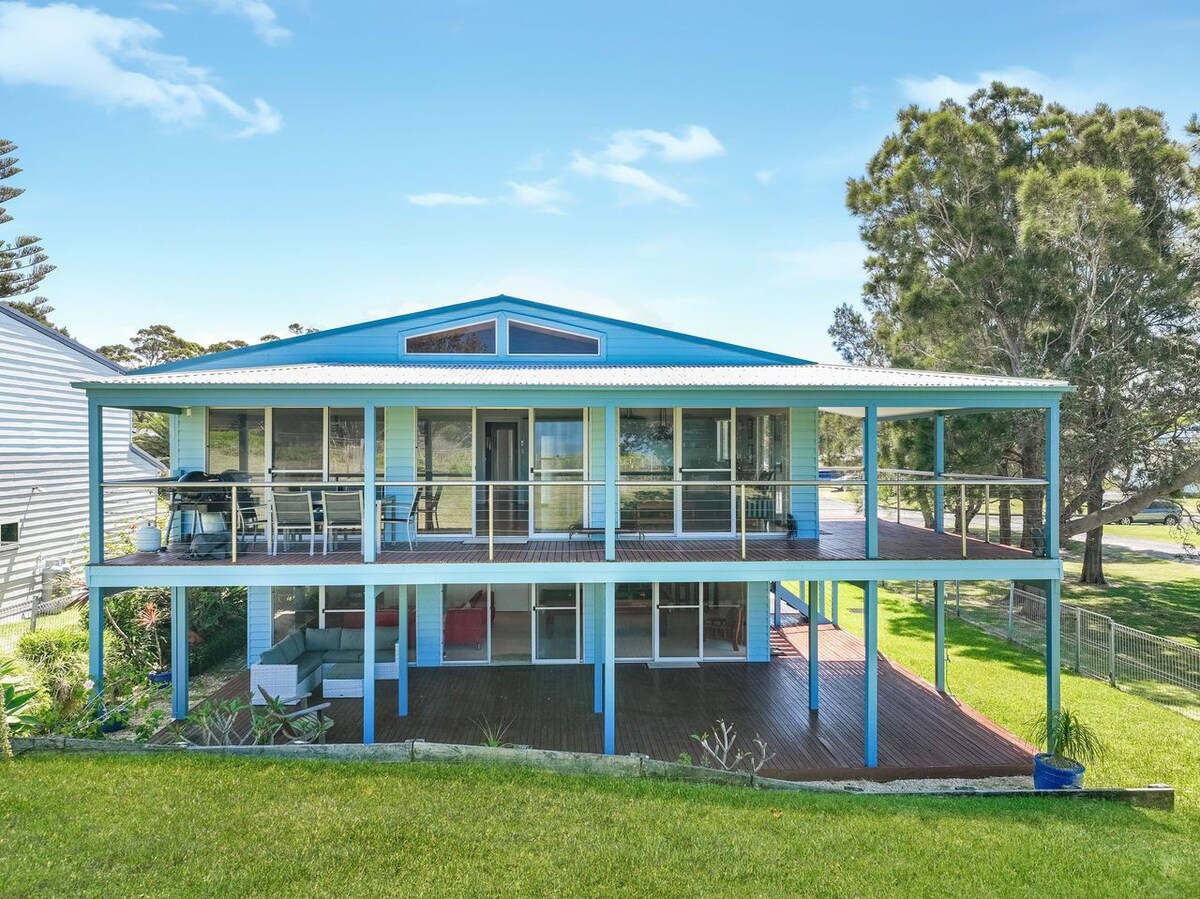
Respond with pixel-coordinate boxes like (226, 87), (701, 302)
(1080, 607), (1089, 672)
(1108, 619), (1117, 687)
(1006, 583), (1015, 641)
(955, 580), (960, 618)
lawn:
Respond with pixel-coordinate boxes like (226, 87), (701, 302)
(830, 582), (1200, 808)
(1, 750), (1197, 898)
(0, 607), (80, 657)
(1060, 543), (1200, 646)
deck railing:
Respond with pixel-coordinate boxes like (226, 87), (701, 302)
(96, 471), (1049, 564)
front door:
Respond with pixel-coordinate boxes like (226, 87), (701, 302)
(481, 419), (528, 536)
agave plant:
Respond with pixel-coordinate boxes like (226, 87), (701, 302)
(1029, 707), (1106, 767)
(2, 658), (40, 760)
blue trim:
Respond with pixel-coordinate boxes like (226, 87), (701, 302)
(864, 407), (879, 559)
(934, 580), (946, 692)
(88, 586), (104, 695)
(933, 413), (945, 534)
(398, 584), (408, 717)
(363, 584), (376, 743)
(86, 557), (1066, 590)
(863, 580), (878, 767)
(604, 406), (617, 561)
(131, 295), (811, 374)
(363, 404), (377, 563)
(593, 587), (604, 714)
(87, 399), (104, 566)
(1045, 578), (1061, 740)
(808, 582), (819, 712)
(603, 581), (615, 754)
(1045, 404), (1060, 558)
(171, 587), (188, 720)
(830, 581), (839, 625)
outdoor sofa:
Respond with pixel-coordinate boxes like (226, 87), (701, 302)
(250, 625), (401, 703)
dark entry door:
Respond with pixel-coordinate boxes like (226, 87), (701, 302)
(481, 420), (528, 536)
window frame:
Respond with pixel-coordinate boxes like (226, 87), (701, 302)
(403, 318), (499, 356)
(506, 318), (602, 357)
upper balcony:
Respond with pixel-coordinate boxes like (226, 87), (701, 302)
(96, 469), (1048, 569)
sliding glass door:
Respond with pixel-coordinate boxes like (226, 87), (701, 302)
(531, 409), (585, 534)
(270, 408), (324, 482)
(680, 408), (733, 534)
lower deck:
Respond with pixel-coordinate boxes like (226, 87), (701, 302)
(193, 622), (1034, 781)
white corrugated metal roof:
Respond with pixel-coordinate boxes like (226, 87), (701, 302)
(77, 363), (1070, 390)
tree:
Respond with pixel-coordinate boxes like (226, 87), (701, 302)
(836, 84), (1200, 583)
(0, 138), (62, 332)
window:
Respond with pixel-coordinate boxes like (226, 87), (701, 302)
(0, 521), (18, 549)
(207, 408), (265, 476)
(508, 320), (600, 355)
(406, 321), (496, 355)
(271, 586), (319, 645)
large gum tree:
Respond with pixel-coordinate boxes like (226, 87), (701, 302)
(834, 84), (1200, 583)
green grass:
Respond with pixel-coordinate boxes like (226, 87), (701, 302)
(1103, 522), (1199, 548)
(2, 751), (1197, 898)
(831, 583), (1200, 810)
(0, 607), (80, 657)
(1060, 543), (1200, 646)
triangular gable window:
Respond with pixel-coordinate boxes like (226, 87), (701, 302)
(508, 320), (600, 355)
(406, 320), (497, 355)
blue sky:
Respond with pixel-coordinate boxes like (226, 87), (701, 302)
(2, 1), (1198, 363)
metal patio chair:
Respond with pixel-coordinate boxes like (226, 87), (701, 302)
(269, 490), (316, 555)
(321, 490), (363, 555)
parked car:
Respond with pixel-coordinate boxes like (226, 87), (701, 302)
(1115, 500), (1185, 526)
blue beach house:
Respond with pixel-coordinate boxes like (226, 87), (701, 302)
(77, 296), (1069, 778)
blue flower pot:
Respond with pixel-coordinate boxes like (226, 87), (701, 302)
(148, 671), (172, 689)
(1033, 753), (1084, 789)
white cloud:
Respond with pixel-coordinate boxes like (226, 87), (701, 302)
(569, 154), (690, 205)
(776, 241), (865, 282)
(601, 125), (725, 164)
(0, 2), (281, 136)
(898, 67), (1101, 109)
(850, 85), (871, 110)
(407, 192), (490, 207)
(204, 1), (290, 46)
(754, 169), (775, 185)
(506, 179), (567, 215)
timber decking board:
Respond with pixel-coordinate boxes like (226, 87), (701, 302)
(174, 624), (1034, 781)
(105, 519), (1032, 567)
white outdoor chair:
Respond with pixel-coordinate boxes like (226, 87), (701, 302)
(321, 490), (363, 555)
(269, 490), (316, 555)
(377, 489), (421, 552)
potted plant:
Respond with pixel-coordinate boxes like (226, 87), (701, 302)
(137, 601), (172, 688)
(1029, 707), (1105, 789)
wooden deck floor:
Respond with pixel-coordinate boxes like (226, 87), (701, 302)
(106, 519), (1031, 567)
(189, 625), (1034, 781)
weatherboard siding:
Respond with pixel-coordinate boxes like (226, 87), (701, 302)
(0, 311), (158, 620)
(790, 407), (819, 538)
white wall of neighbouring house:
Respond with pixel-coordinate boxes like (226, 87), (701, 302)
(0, 308), (161, 622)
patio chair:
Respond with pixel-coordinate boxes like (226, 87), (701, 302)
(703, 604), (746, 651)
(420, 484), (444, 530)
(270, 490), (316, 555)
(322, 490), (364, 554)
(378, 489), (421, 551)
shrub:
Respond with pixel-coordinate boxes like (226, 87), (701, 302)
(17, 628), (88, 669)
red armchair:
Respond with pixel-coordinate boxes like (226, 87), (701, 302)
(444, 605), (487, 648)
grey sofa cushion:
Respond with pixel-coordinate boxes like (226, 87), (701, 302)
(340, 628), (365, 651)
(293, 651), (324, 680)
(324, 650), (363, 664)
(305, 627), (341, 652)
(280, 630), (306, 663)
(325, 662), (364, 680)
(375, 626), (399, 649)
(373, 647), (396, 663)
(258, 646), (287, 664)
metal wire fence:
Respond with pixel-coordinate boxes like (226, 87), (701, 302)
(917, 582), (1200, 720)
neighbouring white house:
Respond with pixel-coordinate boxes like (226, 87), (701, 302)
(0, 303), (161, 625)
